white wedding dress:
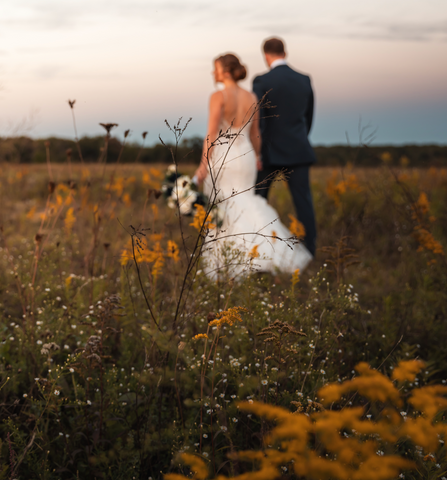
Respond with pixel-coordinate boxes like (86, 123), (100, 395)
(201, 119), (313, 279)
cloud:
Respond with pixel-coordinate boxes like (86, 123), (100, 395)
(355, 19), (447, 42)
(248, 14), (447, 43)
(0, 1), (85, 31)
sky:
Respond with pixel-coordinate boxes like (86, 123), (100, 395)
(1, 0), (447, 146)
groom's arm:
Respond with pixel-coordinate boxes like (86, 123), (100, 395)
(252, 76), (266, 135)
(252, 75), (263, 101)
(305, 78), (314, 135)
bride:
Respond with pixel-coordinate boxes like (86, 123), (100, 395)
(193, 53), (312, 278)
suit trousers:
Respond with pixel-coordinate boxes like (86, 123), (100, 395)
(255, 165), (316, 257)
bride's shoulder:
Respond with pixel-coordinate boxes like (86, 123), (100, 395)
(209, 90), (224, 106)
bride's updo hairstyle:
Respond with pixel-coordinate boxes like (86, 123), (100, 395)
(216, 53), (247, 82)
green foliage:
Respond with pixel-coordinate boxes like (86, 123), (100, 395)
(0, 159), (446, 479)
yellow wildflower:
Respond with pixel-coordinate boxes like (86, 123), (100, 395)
(288, 214), (306, 239)
(412, 192), (430, 219)
(122, 193), (132, 207)
(150, 242), (164, 279)
(167, 240), (180, 263)
(413, 226), (444, 256)
(209, 306), (247, 329)
(292, 269), (300, 287)
(326, 172), (362, 206)
(109, 177), (125, 196)
(400, 155), (409, 167)
(149, 233), (164, 243)
(149, 167), (163, 179)
(91, 204), (99, 224)
(26, 206), (36, 219)
(190, 204), (216, 232)
(249, 245), (260, 259)
(151, 203), (159, 220)
(319, 362), (402, 407)
(381, 151), (392, 163)
(120, 239), (133, 266)
(64, 207), (76, 234)
(392, 359), (425, 382)
(192, 333), (208, 341)
(409, 385), (447, 420)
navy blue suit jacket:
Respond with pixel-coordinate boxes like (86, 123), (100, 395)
(253, 65), (316, 167)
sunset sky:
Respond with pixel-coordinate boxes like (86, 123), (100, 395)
(1, 0), (446, 145)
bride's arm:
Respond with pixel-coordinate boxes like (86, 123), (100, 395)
(249, 95), (262, 170)
(194, 92), (224, 185)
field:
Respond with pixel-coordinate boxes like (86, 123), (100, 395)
(0, 159), (446, 480)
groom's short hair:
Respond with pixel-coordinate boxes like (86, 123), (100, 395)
(263, 38), (285, 56)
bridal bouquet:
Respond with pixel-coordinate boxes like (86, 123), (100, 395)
(162, 165), (207, 216)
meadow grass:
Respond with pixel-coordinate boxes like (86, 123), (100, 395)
(0, 160), (446, 479)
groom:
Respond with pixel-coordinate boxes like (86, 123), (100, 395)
(253, 37), (317, 257)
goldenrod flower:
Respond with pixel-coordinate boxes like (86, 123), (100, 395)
(381, 151), (392, 163)
(326, 171), (362, 206)
(319, 362), (402, 407)
(209, 306), (247, 329)
(413, 226), (444, 256)
(167, 240), (180, 263)
(288, 214), (306, 239)
(151, 203), (159, 220)
(292, 269), (300, 287)
(190, 204), (216, 232)
(26, 206), (36, 219)
(392, 359), (425, 383)
(122, 193), (132, 207)
(150, 242), (164, 279)
(64, 207), (76, 234)
(192, 333), (208, 341)
(249, 245), (259, 259)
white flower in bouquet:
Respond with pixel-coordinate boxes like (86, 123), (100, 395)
(174, 175), (191, 195)
(179, 191), (198, 215)
(172, 176), (192, 203)
(167, 175), (199, 215)
(167, 196), (177, 210)
(167, 164), (177, 173)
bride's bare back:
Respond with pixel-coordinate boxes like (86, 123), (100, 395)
(220, 86), (257, 129)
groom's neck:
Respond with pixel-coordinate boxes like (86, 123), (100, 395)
(264, 53), (286, 68)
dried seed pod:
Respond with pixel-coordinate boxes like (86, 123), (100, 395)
(99, 123), (118, 134)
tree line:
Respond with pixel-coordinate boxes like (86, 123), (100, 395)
(1, 135), (446, 167)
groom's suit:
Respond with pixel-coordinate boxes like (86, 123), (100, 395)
(253, 62), (317, 257)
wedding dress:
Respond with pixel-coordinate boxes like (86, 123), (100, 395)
(201, 118), (313, 279)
